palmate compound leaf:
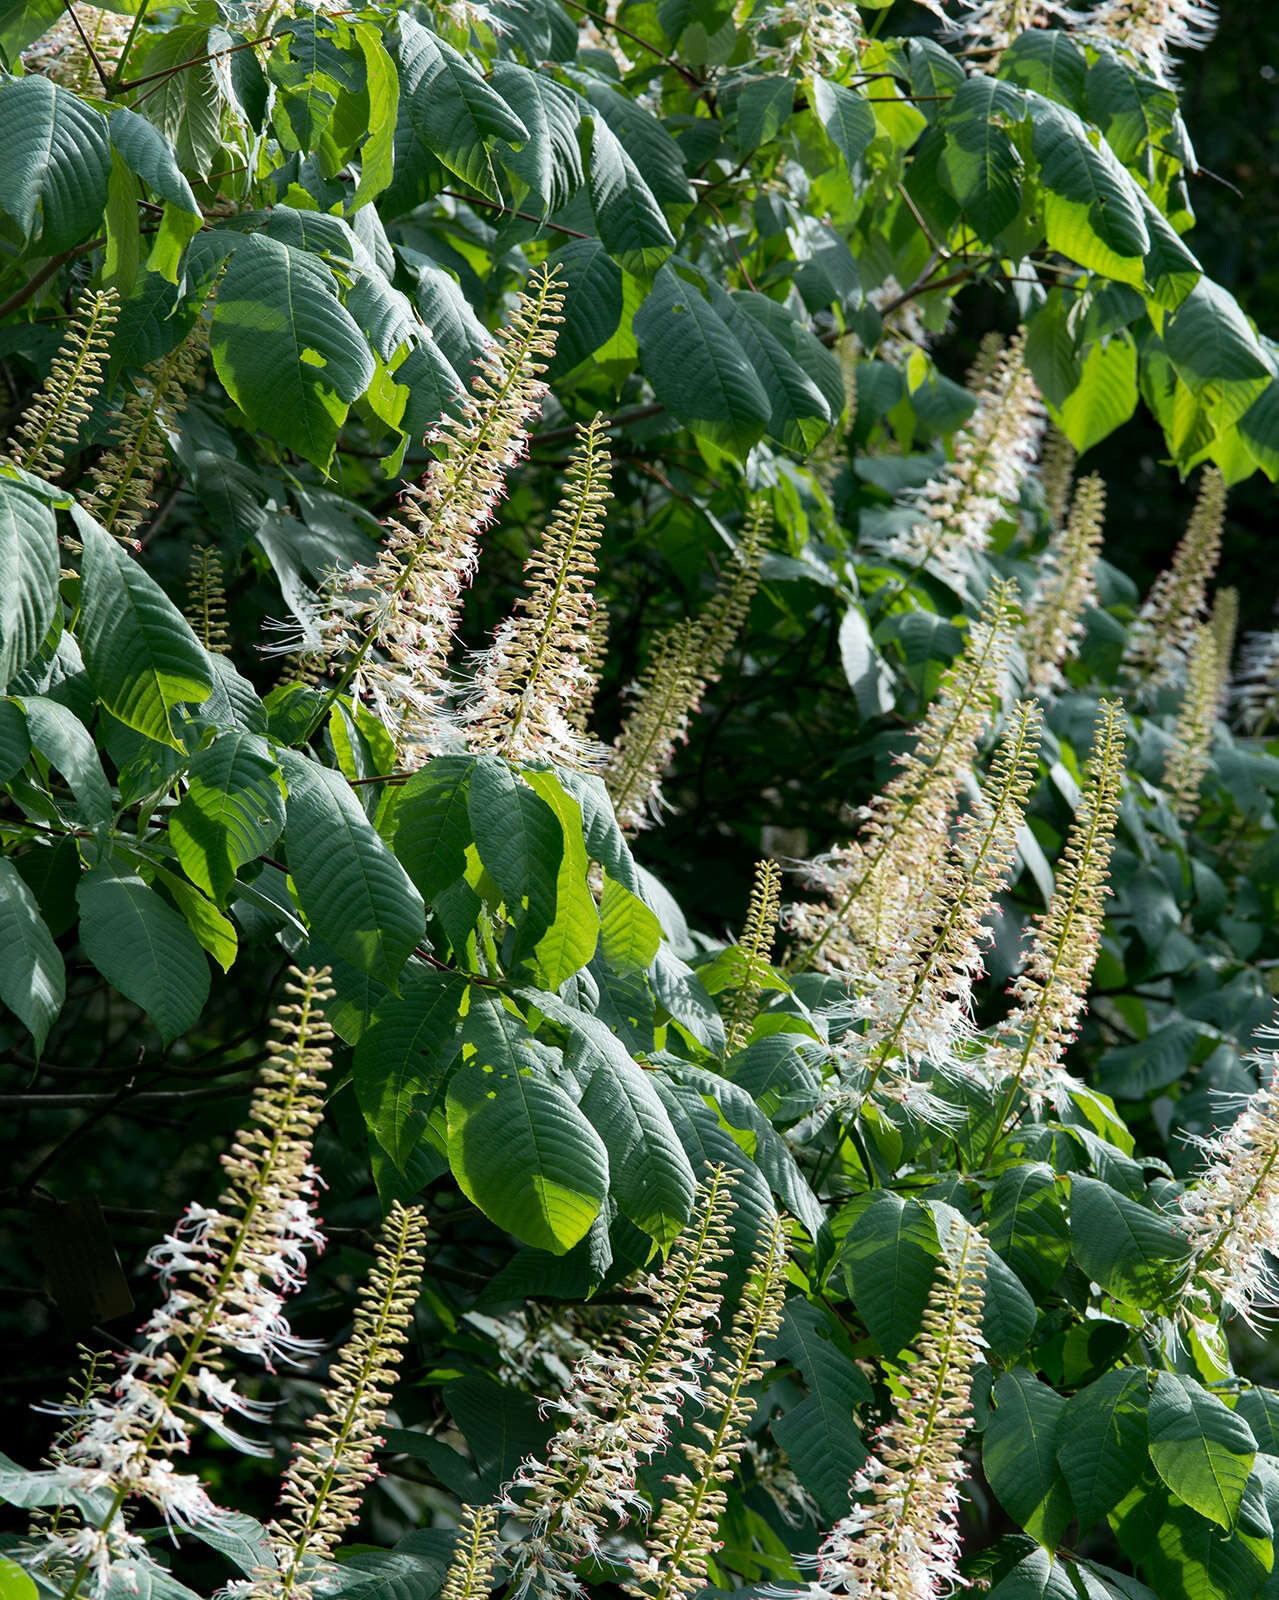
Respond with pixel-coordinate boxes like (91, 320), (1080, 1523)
(446, 1058), (609, 1254)
(75, 509), (213, 750)
(1147, 1372), (1257, 1530)
(0, 478), (59, 693)
(211, 233), (376, 469)
(76, 858), (210, 1045)
(0, 857), (64, 1052)
(169, 731), (286, 905)
(1056, 1368), (1151, 1533)
(278, 749), (425, 987)
(985, 1369), (1075, 1550)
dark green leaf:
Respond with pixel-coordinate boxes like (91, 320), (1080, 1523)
(1148, 1372), (1257, 1530)
(986, 1370), (1074, 1548)
(1057, 1368), (1150, 1531)
(0, 477), (59, 693)
(0, 856), (64, 1052)
(769, 1299), (871, 1520)
(840, 1189), (939, 1356)
(354, 971), (466, 1168)
(0, 75), (111, 253)
(394, 756), (477, 904)
(1069, 1173), (1191, 1309)
(170, 731), (285, 905)
(467, 757), (562, 965)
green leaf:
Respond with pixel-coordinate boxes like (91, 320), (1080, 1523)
(769, 1299), (871, 1520)
(1069, 1173), (1192, 1309)
(0, 697), (29, 781)
(75, 507), (213, 749)
(467, 757), (562, 966)
(1139, 1494), (1269, 1600)
(0, 75), (111, 253)
(108, 107), (200, 215)
(986, 1370), (1074, 1548)
(986, 1550), (1080, 1599)
(279, 750), (426, 986)
(76, 858), (210, 1043)
(577, 1052), (695, 1248)
(397, 15), (527, 200)
(354, 971), (466, 1167)
(446, 1058), (609, 1253)
(840, 1189), (939, 1356)
(1030, 96), (1149, 282)
(839, 605), (897, 719)
(1239, 380), (1279, 479)
(153, 865), (237, 973)
(1057, 1368), (1150, 1531)
(987, 1162), (1071, 1293)
(494, 63), (585, 217)
(211, 233), (375, 469)
(394, 756), (477, 904)
(636, 265), (771, 454)
(1163, 275), (1270, 393)
(938, 76), (1026, 240)
(982, 1246), (1039, 1359)
(1236, 1388), (1279, 1454)
(650, 946), (726, 1055)
(19, 696), (112, 826)
(599, 873), (662, 974)
(734, 75), (794, 153)
(0, 1556), (38, 1600)
(0, 477), (59, 692)
(1052, 332), (1139, 453)
(169, 731), (285, 905)
(0, 856), (64, 1051)
(812, 77), (875, 173)
(129, 25), (222, 177)
(1148, 1372), (1257, 1530)
(999, 29), (1088, 111)
(444, 1375), (552, 1494)
(712, 286), (836, 451)
(524, 769), (599, 990)
(583, 112), (676, 280)
(350, 21), (399, 210)
(547, 237), (624, 375)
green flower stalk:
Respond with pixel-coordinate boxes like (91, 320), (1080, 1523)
(1209, 585), (1239, 708)
(695, 503), (768, 686)
(724, 859), (784, 1055)
(498, 1168), (737, 1600)
(1163, 622), (1219, 822)
(255, 1201), (429, 1600)
(626, 1214), (789, 1600)
(458, 414), (612, 768)
(605, 619), (707, 834)
(1023, 471), (1106, 699)
(1123, 466), (1225, 692)
(4, 288), (118, 482)
(787, 579), (1020, 983)
(806, 1221), (987, 1600)
(185, 546), (230, 655)
(441, 1505), (501, 1600)
(1038, 422), (1077, 532)
(988, 701), (1126, 1128)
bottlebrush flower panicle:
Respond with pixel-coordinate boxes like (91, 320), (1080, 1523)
(458, 414), (612, 768)
(440, 1505), (500, 1600)
(499, 1167), (737, 1600)
(1209, 586), (1238, 710)
(1177, 1022), (1279, 1326)
(569, 603), (610, 739)
(84, 325), (206, 547)
(185, 546), (230, 655)
(725, 859), (784, 1054)
(256, 1201), (429, 1600)
(697, 502), (768, 686)
(1232, 629), (1279, 736)
(1023, 471), (1106, 699)
(1086, 0), (1217, 83)
(292, 268), (563, 765)
(1162, 622), (1219, 822)
(1038, 423), (1076, 533)
(806, 1221), (987, 1600)
(4, 288), (118, 482)
(879, 331), (1043, 582)
(627, 1214), (789, 1600)
(36, 969), (336, 1596)
(946, 0), (1080, 66)
(850, 700), (1042, 1112)
(1123, 466), (1226, 692)
(786, 579), (1020, 983)
(990, 701), (1126, 1112)
(605, 618), (707, 834)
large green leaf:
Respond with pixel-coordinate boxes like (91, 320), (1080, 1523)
(577, 1051), (695, 1249)
(396, 15), (527, 199)
(446, 1058), (608, 1254)
(1148, 1372), (1257, 1530)
(636, 265), (771, 454)
(394, 756), (477, 904)
(840, 1189), (939, 1356)
(599, 873), (662, 975)
(1057, 1368), (1151, 1532)
(128, 25), (222, 177)
(108, 107), (199, 215)
(76, 859), (209, 1044)
(0, 75), (111, 253)
(582, 113), (676, 280)
(211, 233), (375, 468)
(169, 731), (285, 905)
(1069, 1173), (1191, 1309)
(523, 769), (599, 990)
(494, 62), (585, 217)
(987, 1162), (1071, 1293)
(769, 1299), (871, 1520)
(1052, 332), (1139, 454)
(985, 1370), (1075, 1548)
(354, 971), (466, 1167)
(938, 76), (1026, 241)
(1029, 95), (1149, 283)
(75, 508), (212, 748)
(712, 286), (837, 451)
(467, 757), (562, 966)
(0, 478), (59, 693)
(19, 696), (112, 827)
(279, 750), (425, 986)
(1236, 1388), (1279, 1454)
(547, 237), (625, 375)
(0, 856), (64, 1052)
(1163, 276), (1271, 393)
(812, 76), (875, 174)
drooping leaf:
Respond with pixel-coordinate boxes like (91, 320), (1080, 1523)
(0, 477), (59, 693)
(354, 971), (466, 1168)
(524, 768), (599, 990)
(840, 1189), (939, 1356)
(169, 731), (285, 905)
(0, 856), (64, 1052)
(1057, 1368), (1151, 1532)
(467, 757), (562, 965)
(1069, 1173), (1192, 1309)
(985, 1370), (1075, 1549)
(1147, 1372), (1257, 1530)
(0, 75), (111, 253)
(394, 756), (477, 904)
(769, 1299), (871, 1521)
(577, 1051), (695, 1249)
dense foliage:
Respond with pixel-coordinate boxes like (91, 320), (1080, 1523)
(4, 1), (1279, 1598)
